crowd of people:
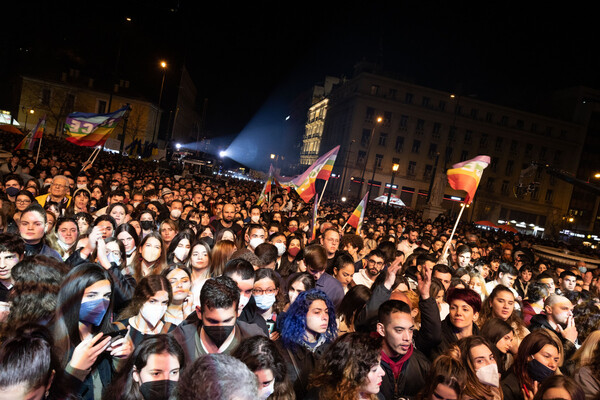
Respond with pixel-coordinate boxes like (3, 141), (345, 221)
(0, 132), (599, 400)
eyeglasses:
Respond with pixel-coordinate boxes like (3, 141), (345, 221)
(252, 288), (277, 296)
(52, 183), (67, 188)
(367, 259), (385, 267)
(16, 199), (32, 204)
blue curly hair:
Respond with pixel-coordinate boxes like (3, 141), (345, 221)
(280, 289), (337, 349)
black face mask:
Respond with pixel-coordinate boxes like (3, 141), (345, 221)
(526, 359), (554, 382)
(140, 220), (155, 231)
(140, 380), (177, 400)
(203, 325), (234, 348)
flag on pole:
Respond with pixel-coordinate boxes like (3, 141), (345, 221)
(446, 155), (491, 204)
(15, 116), (45, 150)
(311, 193), (319, 241)
(346, 192), (369, 232)
(64, 106), (128, 147)
(281, 145), (340, 203)
(257, 165), (275, 205)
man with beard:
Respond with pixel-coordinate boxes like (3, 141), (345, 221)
(529, 294), (578, 360)
(352, 249), (386, 288)
(210, 203), (241, 236)
(397, 226), (419, 258)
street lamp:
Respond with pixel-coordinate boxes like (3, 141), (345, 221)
(358, 116), (383, 198)
(386, 163), (400, 207)
(23, 107), (34, 130)
(339, 139), (355, 196)
(152, 61), (167, 144)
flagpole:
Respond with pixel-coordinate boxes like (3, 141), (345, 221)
(316, 179), (329, 209)
(35, 134), (43, 164)
(441, 202), (467, 262)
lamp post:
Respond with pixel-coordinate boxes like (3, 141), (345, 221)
(23, 107), (34, 131)
(152, 61), (167, 144)
(358, 116), (383, 198)
(339, 139), (355, 196)
(387, 163), (399, 207)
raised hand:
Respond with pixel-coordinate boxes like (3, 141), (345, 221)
(69, 333), (111, 371)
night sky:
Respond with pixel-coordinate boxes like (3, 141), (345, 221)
(3, 1), (598, 161)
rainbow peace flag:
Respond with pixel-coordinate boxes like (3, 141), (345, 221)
(15, 116), (45, 150)
(446, 155), (490, 204)
(282, 145), (340, 203)
(64, 106), (128, 147)
(347, 192), (369, 232)
(257, 165), (275, 205)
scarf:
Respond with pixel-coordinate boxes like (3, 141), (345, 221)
(381, 344), (414, 379)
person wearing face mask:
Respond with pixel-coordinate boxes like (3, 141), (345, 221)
(501, 330), (562, 400)
(102, 335), (185, 400)
(232, 335), (295, 400)
(52, 263), (133, 400)
(133, 232), (166, 282)
(113, 275), (175, 347)
(245, 223), (267, 251)
(529, 294), (578, 361)
(457, 336), (503, 400)
(168, 199), (184, 227)
(277, 234), (303, 279)
(252, 268), (284, 340)
(248, 205), (262, 224)
(171, 275), (267, 365)
(268, 231), (287, 267)
(166, 230), (193, 265)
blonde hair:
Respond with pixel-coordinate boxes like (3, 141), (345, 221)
(572, 330), (600, 368)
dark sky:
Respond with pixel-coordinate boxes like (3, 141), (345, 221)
(3, 1), (599, 143)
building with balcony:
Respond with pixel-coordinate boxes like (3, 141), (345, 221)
(315, 64), (587, 235)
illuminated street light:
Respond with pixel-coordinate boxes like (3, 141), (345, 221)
(176, 143), (181, 150)
(152, 61), (168, 144)
(219, 151), (226, 158)
(29, 109), (34, 114)
(359, 116), (384, 197)
(270, 154), (276, 159)
(386, 163), (400, 207)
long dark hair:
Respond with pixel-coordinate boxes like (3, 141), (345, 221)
(532, 375), (584, 400)
(115, 223), (140, 251)
(53, 263), (114, 362)
(480, 317), (513, 374)
(479, 284), (527, 339)
(338, 285), (371, 331)
(513, 329), (561, 393)
(232, 335), (295, 399)
(102, 334), (185, 400)
(255, 267), (285, 314)
(117, 275), (172, 320)
(456, 336), (498, 400)
(166, 229), (195, 264)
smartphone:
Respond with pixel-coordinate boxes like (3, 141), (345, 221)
(104, 329), (128, 346)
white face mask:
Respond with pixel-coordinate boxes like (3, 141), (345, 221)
(171, 209), (182, 219)
(238, 295), (250, 316)
(140, 302), (167, 327)
(251, 215), (260, 223)
(258, 381), (275, 400)
(174, 247), (190, 262)
(476, 363), (499, 387)
(274, 242), (286, 257)
(76, 184), (87, 190)
(288, 291), (298, 304)
(249, 237), (264, 250)
(142, 247), (161, 263)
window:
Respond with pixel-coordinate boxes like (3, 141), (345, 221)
(510, 140), (518, 153)
(464, 130), (472, 145)
(399, 115), (408, 130)
(531, 186), (539, 200)
(375, 154), (383, 168)
(501, 180), (510, 195)
(486, 112), (493, 122)
(501, 116), (508, 126)
(432, 122), (441, 139)
(485, 178), (495, 192)
(407, 161), (416, 176)
(411, 140), (421, 154)
(370, 85), (379, 96)
(495, 137), (503, 152)
(388, 88), (397, 99)
(516, 120), (524, 130)
(479, 133), (488, 148)
(416, 119), (425, 133)
(439, 100), (446, 111)
(491, 157), (498, 172)
(428, 143), (437, 158)
(560, 129), (567, 139)
(448, 126), (456, 143)
(378, 133), (388, 146)
(361, 129), (371, 147)
(531, 123), (538, 133)
(554, 150), (562, 165)
(65, 94), (75, 112)
(460, 150), (469, 162)
(405, 93), (413, 104)
(505, 160), (514, 175)
(445, 146), (453, 160)
(365, 107), (375, 123)
(97, 100), (107, 114)
(470, 108), (479, 119)
(545, 127), (553, 137)
(357, 150), (366, 165)
(539, 146), (547, 161)
(383, 111), (392, 126)
(424, 165), (433, 179)
(545, 189), (554, 203)
(525, 143), (533, 157)
(41, 88), (51, 106)
(395, 136), (404, 152)
(422, 97), (430, 107)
